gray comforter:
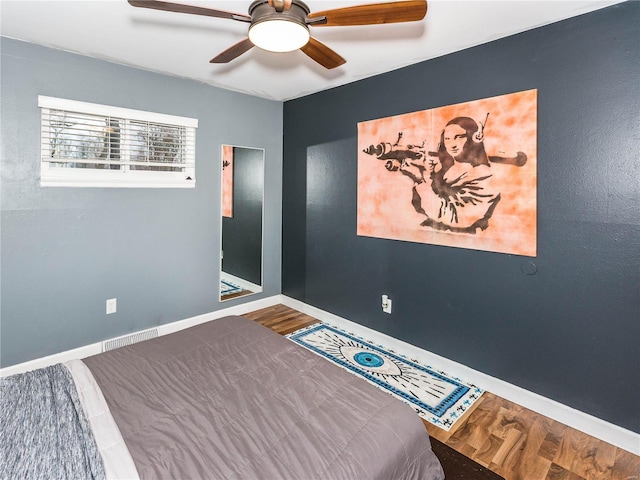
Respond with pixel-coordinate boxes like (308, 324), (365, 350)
(84, 315), (444, 479)
(0, 364), (105, 480)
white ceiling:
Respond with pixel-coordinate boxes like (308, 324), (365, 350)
(0, 0), (624, 101)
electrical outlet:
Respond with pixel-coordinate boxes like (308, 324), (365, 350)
(381, 294), (392, 314)
(106, 298), (117, 315)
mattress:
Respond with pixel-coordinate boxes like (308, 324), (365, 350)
(5, 314), (445, 479)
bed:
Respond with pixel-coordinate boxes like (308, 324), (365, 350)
(1, 315), (444, 479)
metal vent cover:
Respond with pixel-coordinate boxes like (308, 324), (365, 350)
(102, 328), (158, 352)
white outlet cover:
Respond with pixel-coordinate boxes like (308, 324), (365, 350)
(382, 297), (392, 314)
(106, 298), (117, 314)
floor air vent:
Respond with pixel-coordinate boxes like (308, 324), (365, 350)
(102, 328), (158, 352)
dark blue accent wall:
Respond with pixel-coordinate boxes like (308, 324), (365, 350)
(282, 3), (640, 433)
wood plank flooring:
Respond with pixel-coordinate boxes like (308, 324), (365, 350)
(243, 304), (640, 480)
(220, 289), (254, 301)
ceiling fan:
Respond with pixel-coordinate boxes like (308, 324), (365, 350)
(128, 0), (428, 69)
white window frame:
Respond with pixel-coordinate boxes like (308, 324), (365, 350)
(39, 96), (198, 188)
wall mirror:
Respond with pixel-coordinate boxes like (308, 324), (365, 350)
(220, 145), (264, 301)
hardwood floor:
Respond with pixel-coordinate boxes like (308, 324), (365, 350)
(220, 289), (254, 301)
(243, 304), (640, 480)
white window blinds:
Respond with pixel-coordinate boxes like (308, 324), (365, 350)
(39, 96), (198, 188)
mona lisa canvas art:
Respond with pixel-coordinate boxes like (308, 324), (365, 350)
(357, 89), (537, 256)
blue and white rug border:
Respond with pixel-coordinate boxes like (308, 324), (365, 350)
(287, 322), (484, 431)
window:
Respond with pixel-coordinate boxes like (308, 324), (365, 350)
(39, 96), (198, 188)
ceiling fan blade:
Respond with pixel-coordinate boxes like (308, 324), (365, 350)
(128, 0), (251, 22)
(308, 0), (427, 27)
(300, 37), (346, 69)
(210, 38), (255, 64)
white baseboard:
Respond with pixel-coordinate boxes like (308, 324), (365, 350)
(279, 295), (640, 456)
(0, 295), (281, 378)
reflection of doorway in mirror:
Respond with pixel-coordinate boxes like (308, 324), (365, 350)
(222, 145), (234, 218)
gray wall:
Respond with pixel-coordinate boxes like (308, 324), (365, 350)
(1, 38), (283, 367)
(282, 3), (639, 433)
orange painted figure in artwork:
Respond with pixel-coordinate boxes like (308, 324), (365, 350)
(365, 115), (527, 235)
(414, 115), (522, 234)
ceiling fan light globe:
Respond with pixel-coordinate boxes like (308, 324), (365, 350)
(249, 19), (310, 52)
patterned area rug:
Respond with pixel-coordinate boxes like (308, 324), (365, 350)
(220, 279), (243, 295)
(287, 323), (483, 431)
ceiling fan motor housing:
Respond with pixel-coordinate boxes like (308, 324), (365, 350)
(248, 0), (310, 27)
(248, 0), (311, 52)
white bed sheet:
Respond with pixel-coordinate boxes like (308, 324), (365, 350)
(65, 359), (140, 480)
